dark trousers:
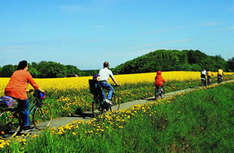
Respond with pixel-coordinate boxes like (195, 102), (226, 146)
(17, 99), (30, 127)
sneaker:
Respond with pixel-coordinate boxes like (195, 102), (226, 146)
(105, 99), (112, 105)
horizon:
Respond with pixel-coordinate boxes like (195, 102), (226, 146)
(0, 49), (230, 70)
(1, 0), (234, 69)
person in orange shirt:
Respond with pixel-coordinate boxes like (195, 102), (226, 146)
(155, 71), (166, 99)
(5, 60), (43, 130)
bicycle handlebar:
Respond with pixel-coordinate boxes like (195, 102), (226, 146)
(112, 84), (120, 87)
(27, 89), (46, 100)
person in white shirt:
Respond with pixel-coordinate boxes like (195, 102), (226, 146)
(201, 69), (206, 86)
(98, 61), (119, 105)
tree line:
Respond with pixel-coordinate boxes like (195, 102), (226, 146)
(0, 50), (233, 78)
(0, 61), (80, 78)
(113, 50), (234, 74)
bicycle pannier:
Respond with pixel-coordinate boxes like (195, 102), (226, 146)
(0, 96), (18, 109)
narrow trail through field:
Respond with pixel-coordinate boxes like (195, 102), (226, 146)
(24, 79), (234, 136)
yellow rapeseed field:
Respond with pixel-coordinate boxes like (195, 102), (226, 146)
(0, 71), (233, 96)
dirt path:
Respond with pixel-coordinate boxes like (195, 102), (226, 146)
(24, 79), (234, 135)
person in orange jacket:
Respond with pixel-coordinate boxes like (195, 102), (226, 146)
(5, 60), (43, 130)
(154, 71), (166, 99)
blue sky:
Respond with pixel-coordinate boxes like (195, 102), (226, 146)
(1, 0), (234, 69)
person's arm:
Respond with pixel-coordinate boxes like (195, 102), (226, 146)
(109, 71), (119, 86)
(26, 72), (44, 92)
(111, 76), (119, 86)
(161, 76), (166, 83)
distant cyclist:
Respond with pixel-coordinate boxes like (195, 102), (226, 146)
(155, 71), (166, 99)
(201, 69), (207, 86)
(98, 61), (119, 106)
(206, 70), (212, 85)
(4, 60), (43, 130)
(217, 68), (224, 83)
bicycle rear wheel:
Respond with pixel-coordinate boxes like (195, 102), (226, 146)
(32, 103), (52, 130)
(0, 110), (21, 139)
(155, 87), (160, 100)
(110, 94), (120, 112)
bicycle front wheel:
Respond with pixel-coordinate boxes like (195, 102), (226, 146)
(110, 94), (120, 112)
(32, 103), (52, 130)
(0, 111), (21, 139)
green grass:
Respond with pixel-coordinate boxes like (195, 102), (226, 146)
(2, 82), (233, 153)
(43, 75), (233, 118)
(43, 79), (200, 118)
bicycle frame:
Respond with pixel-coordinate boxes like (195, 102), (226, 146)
(1, 90), (52, 138)
(91, 83), (120, 113)
(29, 98), (41, 114)
(155, 86), (164, 99)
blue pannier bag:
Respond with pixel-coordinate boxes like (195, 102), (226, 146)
(0, 96), (18, 109)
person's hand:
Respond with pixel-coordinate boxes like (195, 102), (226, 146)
(26, 89), (34, 93)
(38, 88), (45, 93)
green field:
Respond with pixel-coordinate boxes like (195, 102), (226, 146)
(1, 81), (233, 153)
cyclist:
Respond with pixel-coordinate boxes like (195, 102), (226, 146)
(201, 69), (207, 86)
(4, 60), (43, 130)
(206, 70), (212, 85)
(98, 61), (119, 106)
(217, 68), (224, 83)
(155, 71), (166, 99)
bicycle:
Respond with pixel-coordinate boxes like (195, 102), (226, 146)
(0, 89), (53, 139)
(154, 86), (164, 100)
(207, 76), (212, 85)
(217, 75), (223, 83)
(89, 79), (120, 115)
(201, 78), (206, 86)
(105, 85), (120, 112)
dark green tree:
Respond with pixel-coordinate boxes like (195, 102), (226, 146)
(65, 65), (80, 77)
(113, 49), (229, 74)
(0, 65), (16, 77)
(28, 66), (40, 78)
(227, 57), (234, 72)
(37, 61), (65, 78)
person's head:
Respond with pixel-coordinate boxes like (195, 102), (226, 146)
(103, 61), (109, 68)
(17, 60), (28, 70)
(157, 71), (161, 75)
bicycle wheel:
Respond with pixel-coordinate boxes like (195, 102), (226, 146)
(155, 87), (160, 100)
(32, 103), (52, 130)
(110, 94), (120, 112)
(0, 110), (21, 139)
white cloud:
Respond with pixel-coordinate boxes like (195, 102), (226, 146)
(59, 4), (87, 13)
(200, 21), (221, 27)
(58, 0), (118, 15)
